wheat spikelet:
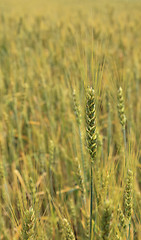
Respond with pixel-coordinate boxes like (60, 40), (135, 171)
(101, 200), (113, 240)
(74, 157), (85, 203)
(117, 87), (126, 129)
(61, 218), (75, 240)
(86, 87), (97, 164)
(84, 212), (90, 240)
(73, 89), (81, 125)
(117, 207), (127, 231)
(21, 207), (35, 240)
(123, 169), (133, 220)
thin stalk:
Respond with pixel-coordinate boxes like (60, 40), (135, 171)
(93, 203), (96, 240)
(78, 126), (87, 187)
(49, 157), (53, 197)
(107, 105), (111, 158)
(123, 128), (127, 168)
(90, 165), (93, 240)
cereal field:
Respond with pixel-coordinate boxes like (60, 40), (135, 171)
(0, 0), (141, 239)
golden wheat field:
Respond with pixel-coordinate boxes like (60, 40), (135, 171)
(0, 0), (141, 239)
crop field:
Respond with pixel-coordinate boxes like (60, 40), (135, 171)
(0, 0), (141, 239)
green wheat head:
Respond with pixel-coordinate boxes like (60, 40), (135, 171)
(117, 207), (127, 231)
(86, 87), (97, 164)
(84, 212), (90, 240)
(21, 207), (35, 240)
(117, 87), (126, 129)
(101, 200), (113, 240)
(73, 89), (81, 125)
(123, 169), (133, 220)
(61, 218), (75, 240)
(74, 157), (85, 203)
